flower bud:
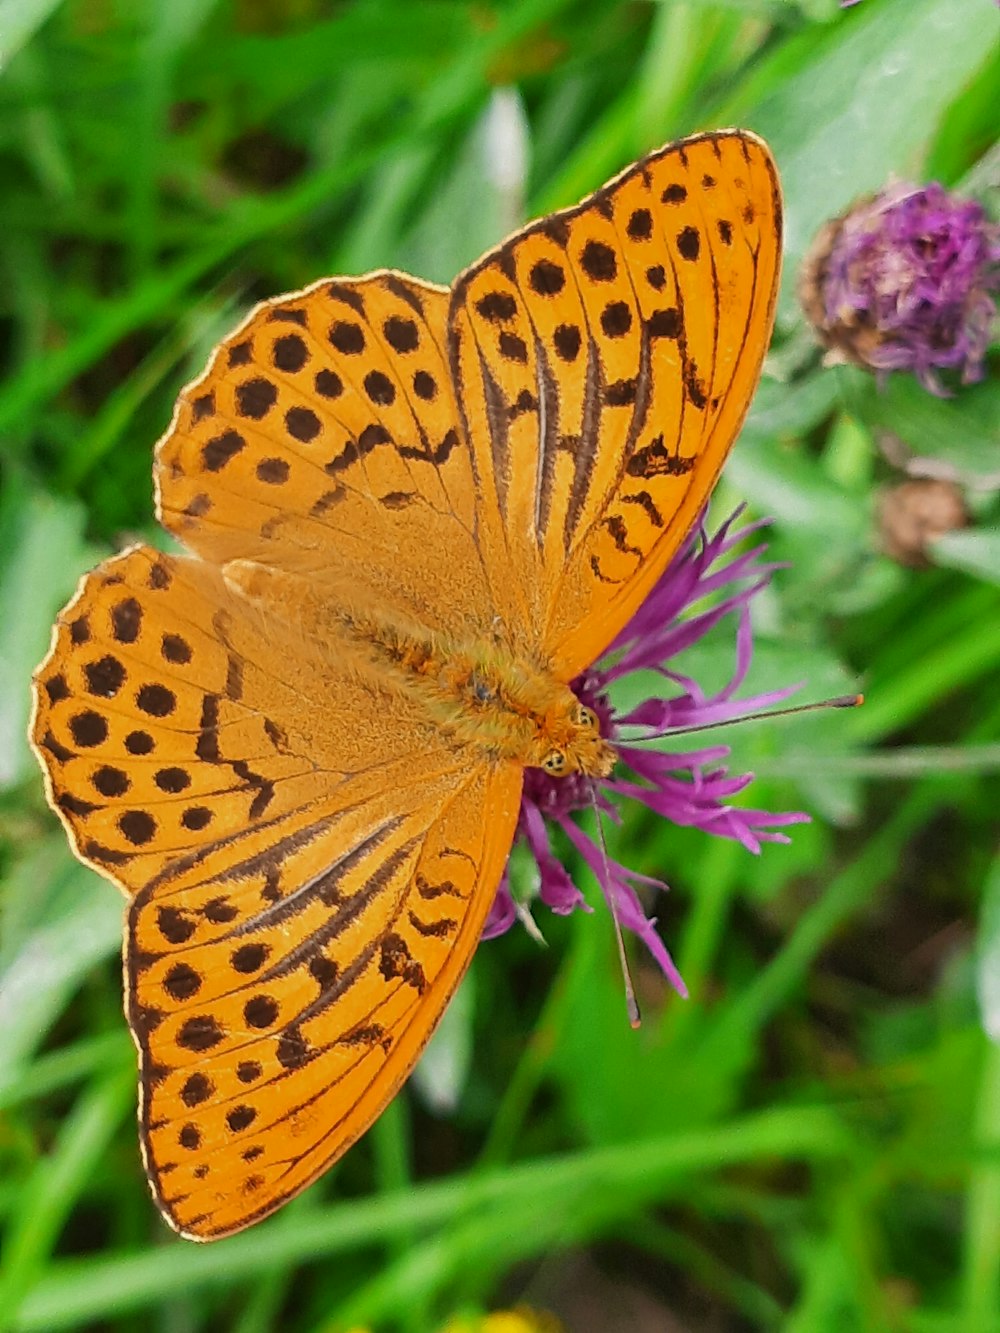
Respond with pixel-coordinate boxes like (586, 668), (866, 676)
(876, 478), (969, 568)
(800, 183), (999, 396)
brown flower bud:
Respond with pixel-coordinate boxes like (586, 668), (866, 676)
(876, 479), (969, 568)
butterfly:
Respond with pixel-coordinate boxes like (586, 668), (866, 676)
(31, 130), (782, 1239)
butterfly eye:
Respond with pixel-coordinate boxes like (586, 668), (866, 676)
(471, 673), (493, 704)
(576, 705), (598, 732)
(542, 750), (568, 775)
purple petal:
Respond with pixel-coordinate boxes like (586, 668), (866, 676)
(558, 816), (688, 997)
(482, 873), (517, 939)
(522, 803), (591, 916)
(487, 509), (813, 1005)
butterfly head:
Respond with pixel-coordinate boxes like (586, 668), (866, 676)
(536, 699), (616, 780)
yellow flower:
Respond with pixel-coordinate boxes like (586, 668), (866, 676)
(440, 1308), (564, 1333)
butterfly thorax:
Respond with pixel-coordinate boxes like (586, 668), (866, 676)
(345, 611), (616, 779)
(225, 561), (616, 779)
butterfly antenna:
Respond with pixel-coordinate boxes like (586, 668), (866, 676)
(625, 692), (863, 742)
(588, 780), (642, 1030)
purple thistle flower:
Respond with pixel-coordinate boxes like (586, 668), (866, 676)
(483, 510), (810, 999)
(800, 181), (1000, 396)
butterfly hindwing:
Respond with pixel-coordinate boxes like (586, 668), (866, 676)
(129, 758), (519, 1239)
(31, 545), (468, 893)
(448, 129), (782, 677)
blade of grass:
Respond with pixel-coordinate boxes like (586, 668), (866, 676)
(0, 0), (573, 439)
(0, 1031), (131, 1112)
(14, 1104), (852, 1331)
(842, 602), (1000, 746)
(0, 1070), (134, 1332)
(322, 1104), (856, 1331)
(371, 1097), (426, 1333)
(960, 1036), (1000, 1331)
(754, 744), (1000, 779)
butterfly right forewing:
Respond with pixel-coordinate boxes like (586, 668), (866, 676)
(448, 130), (782, 678)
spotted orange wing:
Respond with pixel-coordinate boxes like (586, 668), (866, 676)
(154, 272), (525, 643)
(449, 129), (781, 677)
(31, 546), (520, 1238)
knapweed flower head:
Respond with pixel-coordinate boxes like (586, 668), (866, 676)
(484, 510), (809, 998)
(799, 181), (1000, 396)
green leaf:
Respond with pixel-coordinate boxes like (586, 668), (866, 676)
(841, 368), (1000, 484)
(0, 478), (99, 789)
(933, 529), (1000, 586)
(0, 848), (121, 1087)
(977, 854), (1000, 1043)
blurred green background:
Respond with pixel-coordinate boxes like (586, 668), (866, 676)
(1, 0), (998, 1329)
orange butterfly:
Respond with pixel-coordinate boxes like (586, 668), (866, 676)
(31, 130), (781, 1239)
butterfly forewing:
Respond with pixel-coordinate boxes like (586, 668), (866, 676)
(155, 274), (520, 640)
(449, 130), (781, 677)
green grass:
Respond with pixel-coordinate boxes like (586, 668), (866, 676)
(1, 0), (998, 1329)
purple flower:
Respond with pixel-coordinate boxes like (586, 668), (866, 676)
(799, 181), (1000, 396)
(483, 511), (809, 999)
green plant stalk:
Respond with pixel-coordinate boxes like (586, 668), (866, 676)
(960, 1035), (1000, 1331)
(477, 922), (592, 1169)
(702, 784), (938, 1063)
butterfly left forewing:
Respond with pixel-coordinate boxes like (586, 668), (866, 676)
(130, 758), (520, 1239)
(155, 273), (523, 641)
(449, 130), (781, 678)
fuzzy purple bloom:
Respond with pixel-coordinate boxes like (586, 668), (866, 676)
(801, 181), (1000, 396)
(483, 511), (809, 998)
